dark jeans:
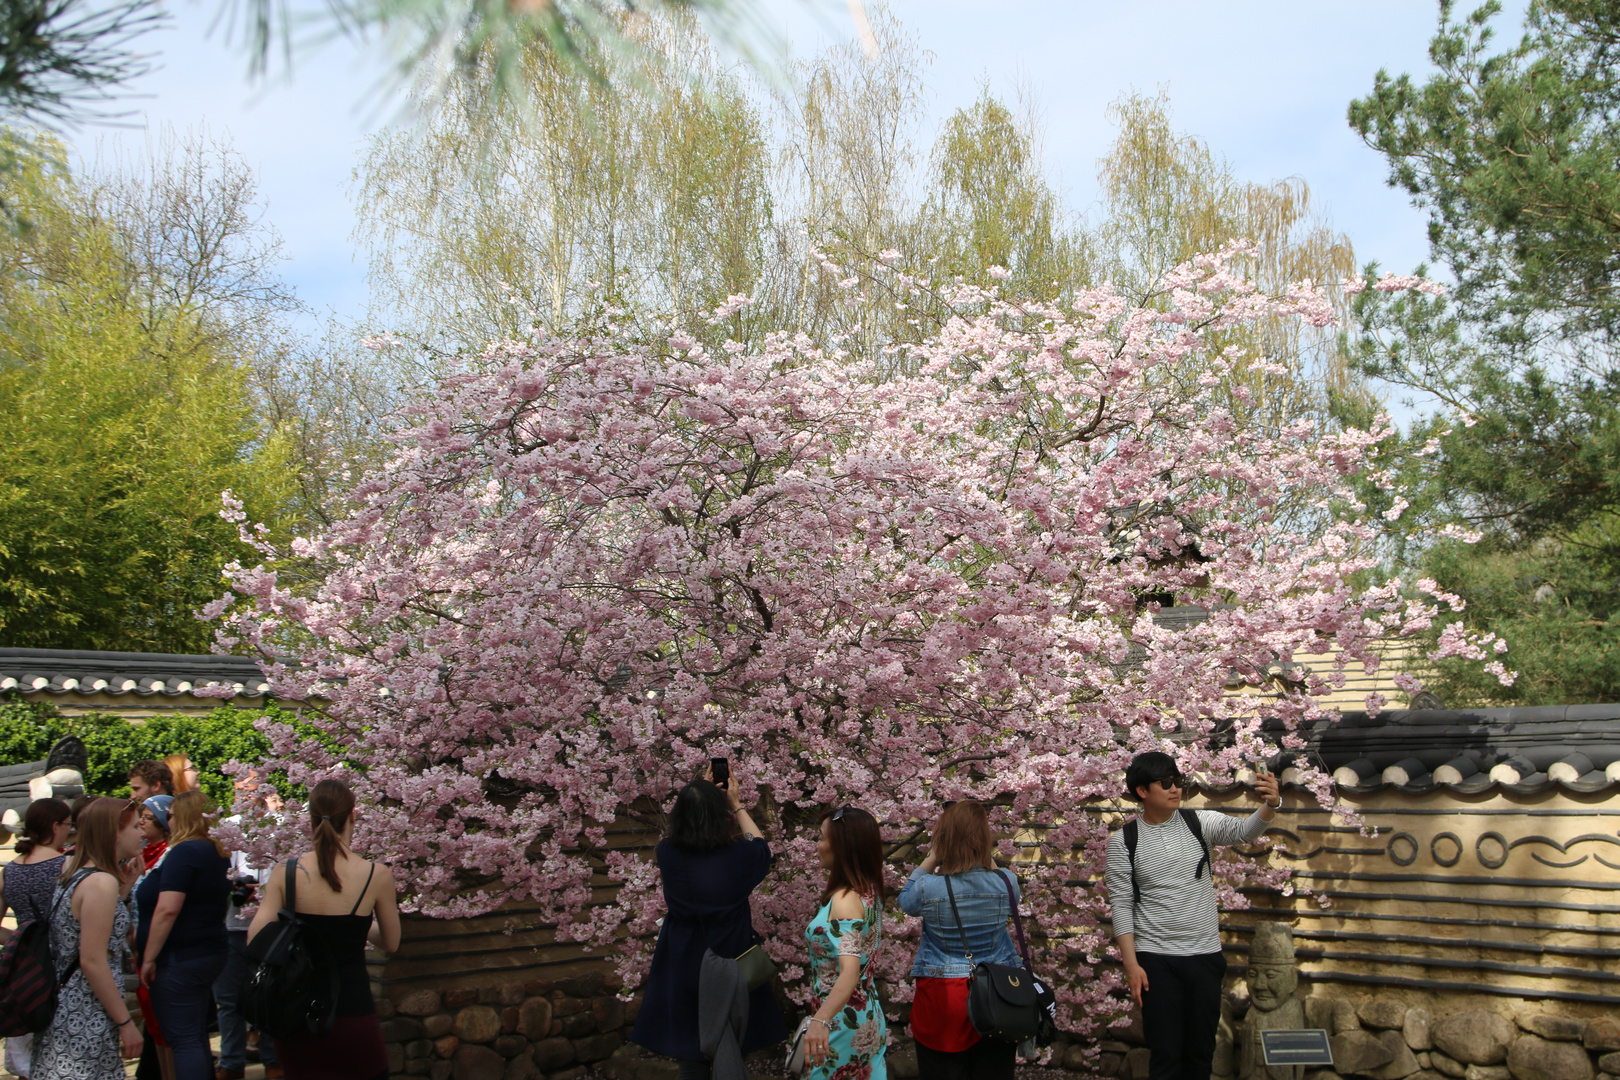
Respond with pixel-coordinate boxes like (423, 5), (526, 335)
(1139, 950), (1227, 1080)
(215, 929), (279, 1069)
(915, 1038), (1016, 1080)
(151, 949), (228, 1080)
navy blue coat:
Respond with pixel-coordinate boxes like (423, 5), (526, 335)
(629, 836), (787, 1061)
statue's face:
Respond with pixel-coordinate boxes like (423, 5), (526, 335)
(1248, 962), (1298, 1011)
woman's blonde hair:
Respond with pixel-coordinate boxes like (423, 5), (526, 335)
(167, 791), (226, 856)
(165, 754), (195, 794)
(931, 799), (997, 875)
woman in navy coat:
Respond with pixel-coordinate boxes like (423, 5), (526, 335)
(631, 772), (786, 1077)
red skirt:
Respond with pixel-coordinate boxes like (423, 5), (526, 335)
(274, 1014), (389, 1080)
(911, 976), (980, 1053)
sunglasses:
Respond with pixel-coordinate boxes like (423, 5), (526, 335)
(1151, 776), (1186, 791)
(830, 807), (849, 821)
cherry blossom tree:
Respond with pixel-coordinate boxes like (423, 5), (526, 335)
(209, 245), (1505, 1031)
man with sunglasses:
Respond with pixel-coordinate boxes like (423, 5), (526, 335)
(1106, 751), (1281, 1080)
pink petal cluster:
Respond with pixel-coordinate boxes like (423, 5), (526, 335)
(211, 250), (1495, 1033)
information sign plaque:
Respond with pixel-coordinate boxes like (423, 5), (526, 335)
(1260, 1030), (1335, 1067)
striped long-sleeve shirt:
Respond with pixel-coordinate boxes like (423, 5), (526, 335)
(1105, 808), (1269, 955)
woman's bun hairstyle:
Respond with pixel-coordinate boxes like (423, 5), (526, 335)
(16, 797), (70, 857)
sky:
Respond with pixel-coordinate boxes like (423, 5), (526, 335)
(64, 0), (1519, 335)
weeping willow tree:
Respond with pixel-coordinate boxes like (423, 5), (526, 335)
(354, 13), (771, 360)
(1095, 92), (1374, 441)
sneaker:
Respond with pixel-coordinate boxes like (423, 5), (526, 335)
(215, 1069), (244, 1080)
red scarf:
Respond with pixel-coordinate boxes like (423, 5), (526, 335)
(142, 840), (167, 871)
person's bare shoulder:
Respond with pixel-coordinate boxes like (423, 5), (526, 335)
(828, 888), (866, 921)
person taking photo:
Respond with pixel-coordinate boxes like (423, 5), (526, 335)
(1106, 751), (1281, 1080)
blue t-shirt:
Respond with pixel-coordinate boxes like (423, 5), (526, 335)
(145, 839), (230, 961)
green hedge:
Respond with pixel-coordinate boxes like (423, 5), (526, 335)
(0, 696), (288, 805)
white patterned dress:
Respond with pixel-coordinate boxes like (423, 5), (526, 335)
(33, 870), (129, 1080)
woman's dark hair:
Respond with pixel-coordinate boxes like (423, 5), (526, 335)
(819, 807), (885, 904)
(16, 797), (70, 857)
(667, 781), (739, 852)
(308, 778), (357, 891)
(1125, 751), (1180, 802)
(932, 799), (996, 875)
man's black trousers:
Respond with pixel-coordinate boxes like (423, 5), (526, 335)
(1139, 950), (1227, 1080)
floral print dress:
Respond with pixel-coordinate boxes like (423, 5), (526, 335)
(803, 893), (887, 1080)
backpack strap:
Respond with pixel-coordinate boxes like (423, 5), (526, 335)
(1180, 809), (1211, 881)
(1123, 819), (1141, 905)
(348, 863), (376, 917)
(283, 858), (299, 916)
(51, 867), (99, 984)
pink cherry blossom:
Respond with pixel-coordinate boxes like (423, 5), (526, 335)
(210, 248), (1500, 1034)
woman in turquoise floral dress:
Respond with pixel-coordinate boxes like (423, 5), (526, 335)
(802, 806), (888, 1080)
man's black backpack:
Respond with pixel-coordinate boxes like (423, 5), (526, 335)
(240, 859), (339, 1039)
(0, 868), (94, 1036)
(1121, 809), (1211, 903)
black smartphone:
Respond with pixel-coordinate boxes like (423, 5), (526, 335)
(711, 756), (730, 787)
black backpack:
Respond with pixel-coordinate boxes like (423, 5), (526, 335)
(0, 868), (95, 1036)
(240, 859), (339, 1039)
(1121, 809), (1211, 903)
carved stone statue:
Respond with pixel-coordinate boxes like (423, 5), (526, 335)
(1238, 923), (1306, 1080)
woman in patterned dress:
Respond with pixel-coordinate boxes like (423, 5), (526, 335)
(0, 798), (72, 1079)
(34, 797), (147, 1080)
(801, 806), (888, 1080)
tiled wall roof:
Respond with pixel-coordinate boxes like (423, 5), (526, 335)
(1209, 704), (1620, 797)
(0, 647), (273, 699)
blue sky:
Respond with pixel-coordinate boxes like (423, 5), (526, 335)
(66, 1), (1519, 332)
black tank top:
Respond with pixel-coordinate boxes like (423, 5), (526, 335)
(300, 863), (376, 1016)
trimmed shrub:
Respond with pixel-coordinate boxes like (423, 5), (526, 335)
(0, 695), (287, 804)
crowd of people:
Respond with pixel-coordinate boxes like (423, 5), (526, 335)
(630, 752), (1283, 1080)
(3, 748), (1281, 1080)
(1, 760), (400, 1080)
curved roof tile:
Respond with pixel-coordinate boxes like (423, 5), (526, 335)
(0, 648), (277, 700)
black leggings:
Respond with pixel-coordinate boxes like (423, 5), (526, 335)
(915, 1038), (1016, 1080)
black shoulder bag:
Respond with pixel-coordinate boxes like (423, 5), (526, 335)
(942, 869), (1057, 1046)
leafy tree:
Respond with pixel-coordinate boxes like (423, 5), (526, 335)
(355, 13), (772, 355)
(1349, 0), (1620, 703)
(0, 132), (293, 651)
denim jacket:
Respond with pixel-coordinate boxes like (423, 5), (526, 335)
(897, 865), (1023, 978)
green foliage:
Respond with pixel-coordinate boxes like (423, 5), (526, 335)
(0, 133), (294, 652)
(1420, 530), (1620, 706)
(0, 695), (288, 804)
(1349, 2), (1620, 703)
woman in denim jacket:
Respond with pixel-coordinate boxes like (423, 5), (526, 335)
(897, 799), (1021, 1080)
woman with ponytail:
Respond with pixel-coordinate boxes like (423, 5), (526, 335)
(247, 778), (400, 1080)
(1, 798), (72, 1078)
